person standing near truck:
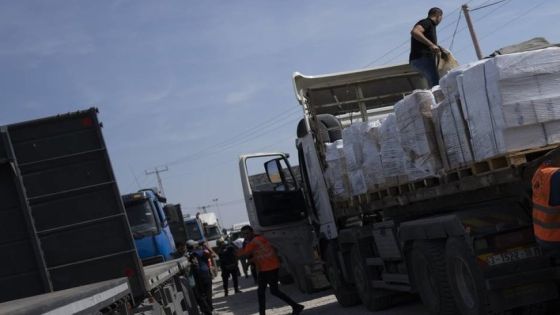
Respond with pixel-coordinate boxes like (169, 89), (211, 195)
(409, 7), (443, 87)
(216, 239), (241, 296)
(237, 225), (304, 315)
(188, 240), (214, 315)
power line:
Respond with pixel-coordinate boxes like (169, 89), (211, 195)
(470, 0), (509, 11)
(449, 10), (463, 50)
(167, 112), (300, 166)
(477, 0), (548, 41)
(166, 107), (300, 166)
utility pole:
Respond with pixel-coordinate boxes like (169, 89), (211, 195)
(462, 4), (483, 60)
(145, 165), (169, 196)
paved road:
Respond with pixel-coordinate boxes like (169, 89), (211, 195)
(210, 274), (429, 315)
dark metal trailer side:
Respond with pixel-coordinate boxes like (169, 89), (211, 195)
(0, 108), (146, 303)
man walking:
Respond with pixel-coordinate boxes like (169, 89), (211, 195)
(410, 7), (443, 88)
(237, 225), (304, 315)
(216, 239), (241, 296)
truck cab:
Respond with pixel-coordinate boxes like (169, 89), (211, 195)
(239, 152), (329, 292)
(184, 216), (206, 243)
(122, 189), (176, 265)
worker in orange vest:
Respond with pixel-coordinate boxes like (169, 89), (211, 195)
(236, 225), (304, 315)
(532, 162), (560, 257)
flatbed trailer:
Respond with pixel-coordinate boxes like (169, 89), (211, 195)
(0, 108), (197, 314)
(0, 278), (132, 315)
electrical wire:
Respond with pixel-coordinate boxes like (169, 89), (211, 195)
(470, 0), (509, 12)
(477, 0), (548, 41)
(449, 10), (462, 51)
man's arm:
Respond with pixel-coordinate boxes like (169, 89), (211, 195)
(236, 241), (255, 257)
(411, 24), (440, 53)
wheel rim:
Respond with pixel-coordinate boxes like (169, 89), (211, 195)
(452, 257), (476, 308)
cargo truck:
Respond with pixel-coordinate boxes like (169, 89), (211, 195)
(0, 108), (197, 314)
(122, 189), (176, 265)
(240, 58), (560, 314)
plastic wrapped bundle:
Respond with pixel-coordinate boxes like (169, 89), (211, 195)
(342, 123), (368, 196)
(324, 140), (351, 198)
(457, 50), (559, 161)
(361, 119), (385, 191)
(439, 60), (486, 103)
(379, 114), (406, 184)
(432, 99), (473, 170)
(394, 90), (442, 180)
(485, 47), (560, 127)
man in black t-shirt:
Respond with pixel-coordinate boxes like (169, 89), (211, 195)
(409, 7), (443, 88)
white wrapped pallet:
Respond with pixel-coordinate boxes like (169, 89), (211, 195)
(394, 90), (442, 180)
(485, 48), (560, 127)
(324, 140), (351, 198)
(379, 114), (406, 185)
(456, 49), (560, 161)
(432, 99), (473, 170)
(342, 124), (368, 196)
(361, 119), (385, 191)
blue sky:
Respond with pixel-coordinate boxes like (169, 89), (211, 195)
(1, 0), (558, 228)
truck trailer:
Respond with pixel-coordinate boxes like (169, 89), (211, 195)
(241, 48), (560, 314)
(0, 108), (197, 314)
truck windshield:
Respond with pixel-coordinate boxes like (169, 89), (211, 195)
(185, 221), (204, 242)
(205, 226), (221, 241)
(125, 200), (158, 237)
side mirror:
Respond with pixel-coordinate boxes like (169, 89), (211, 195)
(264, 159), (282, 184)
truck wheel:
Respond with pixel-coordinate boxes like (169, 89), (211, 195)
(325, 243), (361, 306)
(350, 245), (393, 310)
(445, 237), (489, 315)
(410, 240), (458, 315)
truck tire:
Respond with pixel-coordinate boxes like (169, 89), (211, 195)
(325, 243), (361, 306)
(350, 245), (393, 311)
(445, 237), (489, 315)
(410, 240), (458, 315)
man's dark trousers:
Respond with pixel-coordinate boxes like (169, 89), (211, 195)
(257, 268), (299, 315)
(221, 267), (239, 295)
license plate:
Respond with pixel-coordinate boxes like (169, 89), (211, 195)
(486, 246), (541, 266)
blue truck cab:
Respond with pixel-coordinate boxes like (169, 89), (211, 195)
(184, 217), (206, 243)
(122, 189), (176, 265)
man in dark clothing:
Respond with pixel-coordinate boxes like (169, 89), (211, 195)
(216, 239), (241, 296)
(410, 7), (443, 88)
(187, 240), (213, 315)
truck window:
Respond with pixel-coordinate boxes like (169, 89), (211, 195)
(125, 200), (159, 237)
(247, 156), (298, 192)
(185, 220), (204, 242)
(204, 225), (221, 241)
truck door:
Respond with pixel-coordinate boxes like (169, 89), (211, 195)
(244, 154), (307, 228)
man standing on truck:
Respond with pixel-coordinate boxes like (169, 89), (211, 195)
(409, 7), (443, 87)
(237, 225), (304, 315)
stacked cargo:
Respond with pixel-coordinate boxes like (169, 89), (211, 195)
(323, 47), (560, 196)
(457, 47), (560, 161)
(361, 120), (385, 191)
(324, 140), (351, 198)
(394, 90), (441, 180)
(342, 124), (368, 196)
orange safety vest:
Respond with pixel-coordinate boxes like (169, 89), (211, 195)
(532, 165), (560, 243)
(238, 235), (280, 272)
